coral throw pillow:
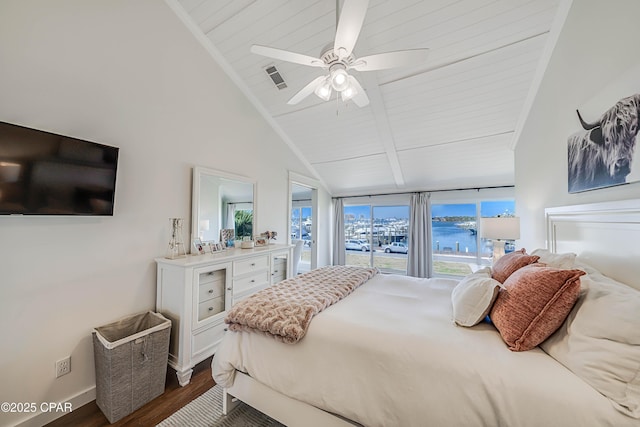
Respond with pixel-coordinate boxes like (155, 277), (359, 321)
(490, 265), (585, 351)
(491, 249), (540, 283)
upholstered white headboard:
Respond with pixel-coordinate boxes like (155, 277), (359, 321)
(545, 198), (640, 291)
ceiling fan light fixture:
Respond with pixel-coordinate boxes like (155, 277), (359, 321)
(329, 66), (349, 91)
(314, 78), (333, 101)
(341, 83), (357, 101)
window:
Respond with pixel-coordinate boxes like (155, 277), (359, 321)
(431, 203), (477, 277)
(344, 204), (409, 274)
(337, 191), (514, 278)
(431, 199), (515, 277)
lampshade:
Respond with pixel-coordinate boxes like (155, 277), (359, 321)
(480, 217), (520, 240)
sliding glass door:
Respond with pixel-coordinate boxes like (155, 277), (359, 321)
(372, 205), (409, 274)
(344, 203), (409, 274)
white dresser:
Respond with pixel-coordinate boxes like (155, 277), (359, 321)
(155, 244), (292, 386)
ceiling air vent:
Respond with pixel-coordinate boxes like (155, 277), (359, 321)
(264, 65), (287, 90)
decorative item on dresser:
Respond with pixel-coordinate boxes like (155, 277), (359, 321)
(166, 218), (187, 259)
(259, 230), (278, 244)
(155, 243), (293, 386)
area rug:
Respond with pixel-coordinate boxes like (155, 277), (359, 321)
(156, 384), (284, 427)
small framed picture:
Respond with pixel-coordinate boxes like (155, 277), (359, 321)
(254, 237), (268, 247)
(215, 243), (223, 251)
(192, 238), (205, 255)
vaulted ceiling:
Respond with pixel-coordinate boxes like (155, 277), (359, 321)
(172, 0), (561, 196)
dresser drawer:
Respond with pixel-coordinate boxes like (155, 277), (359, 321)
(233, 284), (269, 305)
(197, 296), (224, 321)
(272, 271), (287, 284)
(233, 270), (270, 295)
(199, 269), (225, 285)
(192, 321), (226, 359)
(198, 277), (225, 302)
(234, 255), (269, 277)
(272, 258), (287, 276)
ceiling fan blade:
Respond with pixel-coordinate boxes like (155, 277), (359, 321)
(334, 0), (369, 59)
(251, 45), (325, 68)
(287, 76), (327, 105)
(351, 49), (430, 71)
(347, 75), (369, 107)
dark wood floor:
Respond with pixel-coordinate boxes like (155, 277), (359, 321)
(45, 357), (215, 427)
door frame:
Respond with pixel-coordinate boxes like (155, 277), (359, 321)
(288, 172), (319, 270)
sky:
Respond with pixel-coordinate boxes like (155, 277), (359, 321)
(342, 201), (515, 219)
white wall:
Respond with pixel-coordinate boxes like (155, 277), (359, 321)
(0, 1), (329, 425)
(515, 0), (640, 250)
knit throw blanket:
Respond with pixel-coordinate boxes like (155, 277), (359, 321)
(225, 265), (378, 344)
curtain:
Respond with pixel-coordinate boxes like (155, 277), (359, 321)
(226, 203), (236, 231)
(332, 198), (346, 265)
(407, 192), (431, 278)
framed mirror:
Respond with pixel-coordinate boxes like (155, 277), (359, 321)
(191, 166), (256, 253)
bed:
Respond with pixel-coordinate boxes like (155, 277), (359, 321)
(212, 199), (640, 427)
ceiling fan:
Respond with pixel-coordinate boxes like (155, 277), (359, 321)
(250, 0), (429, 107)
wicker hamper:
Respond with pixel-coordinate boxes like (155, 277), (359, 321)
(92, 311), (171, 423)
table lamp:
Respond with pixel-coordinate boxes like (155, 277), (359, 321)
(480, 216), (520, 261)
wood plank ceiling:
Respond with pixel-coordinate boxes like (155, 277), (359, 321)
(174, 0), (561, 196)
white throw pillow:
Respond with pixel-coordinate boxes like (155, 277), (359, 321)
(541, 273), (640, 418)
(451, 267), (504, 327)
(531, 248), (577, 269)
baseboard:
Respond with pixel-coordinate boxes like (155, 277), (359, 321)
(14, 386), (96, 427)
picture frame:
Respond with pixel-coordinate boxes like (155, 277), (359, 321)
(567, 92), (640, 193)
(254, 237), (268, 247)
(220, 229), (235, 247)
(192, 238), (205, 255)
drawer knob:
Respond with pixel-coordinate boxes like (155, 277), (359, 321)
(251, 263), (256, 266)
(208, 289), (214, 294)
(208, 307), (213, 311)
(227, 287), (232, 291)
(250, 279), (255, 283)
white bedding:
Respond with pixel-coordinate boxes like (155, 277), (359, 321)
(213, 274), (639, 427)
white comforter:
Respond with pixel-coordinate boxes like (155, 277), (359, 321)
(213, 274), (638, 427)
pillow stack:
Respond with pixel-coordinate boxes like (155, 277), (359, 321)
(451, 248), (586, 353)
(541, 273), (640, 418)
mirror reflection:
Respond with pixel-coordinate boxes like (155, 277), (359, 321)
(191, 167), (255, 250)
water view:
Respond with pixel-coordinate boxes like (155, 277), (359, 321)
(291, 200), (515, 276)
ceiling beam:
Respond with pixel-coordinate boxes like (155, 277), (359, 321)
(352, 34), (405, 188)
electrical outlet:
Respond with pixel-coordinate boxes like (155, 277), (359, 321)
(56, 356), (71, 378)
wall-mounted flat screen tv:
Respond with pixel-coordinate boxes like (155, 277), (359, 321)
(0, 121), (119, 216)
